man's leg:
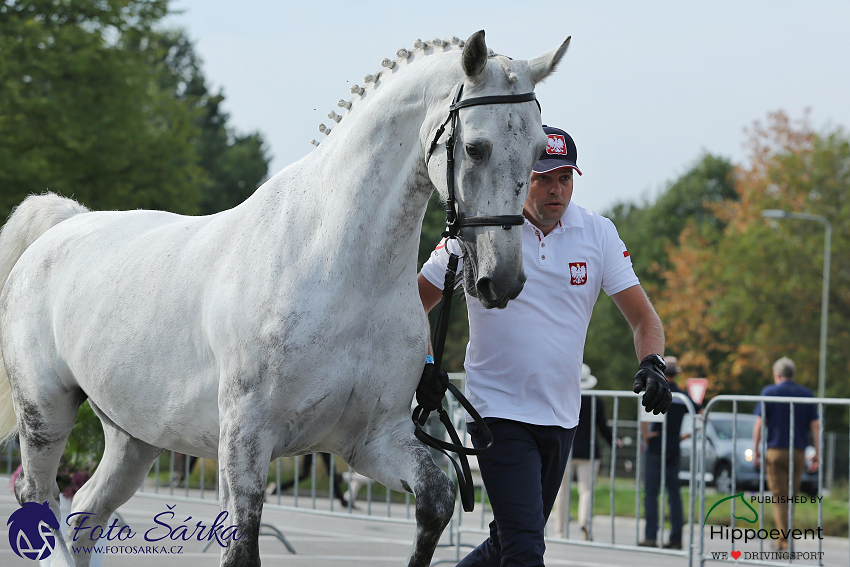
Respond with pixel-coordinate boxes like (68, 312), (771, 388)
(664, 458), (683, 546)
(574, 459), (593, 533)
(642, 452), (661, 544)
(457, 419), (574, 567)
(553, 460), (577, 538)
(766, 448), (790, 549)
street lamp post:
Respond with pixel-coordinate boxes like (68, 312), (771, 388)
(761, 209), (832, 398)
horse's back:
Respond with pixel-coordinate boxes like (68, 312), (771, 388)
(2, 208), (227, 453)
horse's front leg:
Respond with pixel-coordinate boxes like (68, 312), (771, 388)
(347, 417), (456, 567)
(217, 394), (274, 567)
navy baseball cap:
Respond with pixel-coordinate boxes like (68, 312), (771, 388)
(532, 126), (582, 175)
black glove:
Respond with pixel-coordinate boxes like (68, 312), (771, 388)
(632, 355), (673, 415)
(416, 361), (449, 413)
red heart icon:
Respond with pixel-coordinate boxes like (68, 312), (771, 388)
(731, 551), (741, 560)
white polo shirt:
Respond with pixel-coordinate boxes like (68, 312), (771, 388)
(420, 201), (639, 428)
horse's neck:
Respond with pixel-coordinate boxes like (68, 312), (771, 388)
(249, 68), (441, 288)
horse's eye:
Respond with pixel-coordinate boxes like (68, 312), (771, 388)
(465, 145), (481, 160)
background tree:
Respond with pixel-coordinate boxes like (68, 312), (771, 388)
(583, 153), (737, 391)
(0, 1), (269, 221)
(0, 0), (204, 217)
(155, 29), (270, 214)
(657, 112), (850, 405)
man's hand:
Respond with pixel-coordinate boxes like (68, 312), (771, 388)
(632, 355), (672, 415)
(416, 361), (449, 413)
(808, 454), (820, 473)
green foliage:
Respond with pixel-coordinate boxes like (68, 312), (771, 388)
(657, 113), (850, 411)
(0, 1), (270, 222)
(63, 400), (104, 469)
(154, 29), (270, 213)
(584, 153), (737, 392)
(0, 0), (205, 218)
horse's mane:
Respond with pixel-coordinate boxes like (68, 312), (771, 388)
(310, 35), (517, 148)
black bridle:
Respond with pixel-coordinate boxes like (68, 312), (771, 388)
(414, 84), (539, 512)
(426, 83), (539, 237)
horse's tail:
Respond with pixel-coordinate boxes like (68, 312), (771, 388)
(0, 192), (90, 443)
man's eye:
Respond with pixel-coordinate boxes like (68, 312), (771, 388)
(466, 145), (480, 159)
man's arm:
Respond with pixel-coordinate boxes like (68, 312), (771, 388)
(753, 416), (762, 468)
(418, 273), (444, 314)
(610, 284), (665, 359)
(809, 418), (820, 472)
(611, 284), (670, 414)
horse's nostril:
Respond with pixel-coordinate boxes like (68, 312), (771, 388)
(476, 278), (498, 302)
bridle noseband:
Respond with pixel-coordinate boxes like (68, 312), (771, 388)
(426, 83), (540, 238)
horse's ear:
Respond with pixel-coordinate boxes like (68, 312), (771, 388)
(462, 30), (488, 80)
(528, 36), (571, 85)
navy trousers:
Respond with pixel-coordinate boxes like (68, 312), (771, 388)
(643, 451), (683, 544)
(458, 418), (576, 567)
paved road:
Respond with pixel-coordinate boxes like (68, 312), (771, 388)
(2, 477), (846, 566)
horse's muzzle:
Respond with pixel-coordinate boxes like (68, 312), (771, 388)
(475, 274), (526, 309)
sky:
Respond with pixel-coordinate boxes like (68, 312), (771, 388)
(165, 1), (850, 214)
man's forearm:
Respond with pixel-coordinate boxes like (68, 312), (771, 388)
(633, 314), (665, 361)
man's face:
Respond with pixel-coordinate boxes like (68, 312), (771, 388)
(523, 167), (574, 235)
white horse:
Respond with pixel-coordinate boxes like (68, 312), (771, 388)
(0, 31), (568, 566)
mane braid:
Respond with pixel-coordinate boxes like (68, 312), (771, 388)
(310, 35), (465, 147)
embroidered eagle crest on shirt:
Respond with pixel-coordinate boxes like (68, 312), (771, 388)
(569, 262), (587, 285)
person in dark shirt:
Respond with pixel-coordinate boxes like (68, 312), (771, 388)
(753, 357), (819, 551)
(554, 367), (621, 539)
(640, 357), (697, 549)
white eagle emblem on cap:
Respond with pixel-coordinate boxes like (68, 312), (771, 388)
(546, 134), (567, 155)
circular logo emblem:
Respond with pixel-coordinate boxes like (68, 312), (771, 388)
(7, 501), (60, 560)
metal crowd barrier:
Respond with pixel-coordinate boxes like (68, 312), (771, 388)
(698, 395), (850, 567)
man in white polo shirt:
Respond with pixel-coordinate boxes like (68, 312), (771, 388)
(416, 126), (671, 567)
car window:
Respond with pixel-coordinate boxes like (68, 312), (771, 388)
(710, 418), (755, 440)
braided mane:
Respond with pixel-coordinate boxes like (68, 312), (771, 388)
(310, 36), (509, 147)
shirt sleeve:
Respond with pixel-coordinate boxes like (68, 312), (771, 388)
(598, 215), (640, 296)
(420, 238), (464, 290)
(753, 386), (769, 416)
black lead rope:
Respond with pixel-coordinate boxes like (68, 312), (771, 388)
(413, 82), (540, 512)
(412, 251), (493, 513)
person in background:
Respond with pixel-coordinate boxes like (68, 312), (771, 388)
(753, 357), (819, 551)
(640, 356), (697, 550)
(554, 364), (622, 540)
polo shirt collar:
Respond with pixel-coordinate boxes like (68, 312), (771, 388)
(523, 202), (584, 235)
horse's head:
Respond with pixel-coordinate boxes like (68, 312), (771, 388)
(425, 31), (570, 309)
